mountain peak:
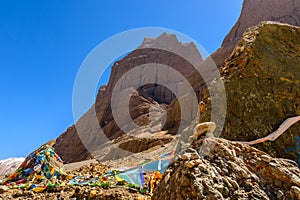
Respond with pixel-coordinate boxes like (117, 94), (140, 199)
(212, 0), (300, 67)
(0, 157), (24, 177)
(139, 33), (202, 66)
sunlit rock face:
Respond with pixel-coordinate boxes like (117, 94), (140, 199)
(212, 0), (300, 67)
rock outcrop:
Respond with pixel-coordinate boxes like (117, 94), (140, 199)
(212, 0), (300, 67)
(200, 21), (300, 165)
(166, 0), (300, 138)
(153, 137), (300, 200)
(55, 34), (202, 163)
(55, 0), (300, 164)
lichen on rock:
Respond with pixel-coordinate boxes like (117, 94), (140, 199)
(200, 21), (300, 165)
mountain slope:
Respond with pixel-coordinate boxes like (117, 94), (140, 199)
(55, 34), (202, 163)
(55, 0), (300, 163)
(212, 0), (300, 67)
(0, 158), (24, 177)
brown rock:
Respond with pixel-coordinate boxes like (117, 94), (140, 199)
(261, 154), (272, 163)
(54, 0), (300, 165)
(212, 0), (300, 67)
(186, 161), (196, 168)
(89, 190), (97, 198)
(153, 137), (300, 200)
(0, 186), (8, 194)
(55, 33), (202, 163)
(290, 186), (300, 200)
(181, 153), (191, 161)
(199, 21), (300, 165)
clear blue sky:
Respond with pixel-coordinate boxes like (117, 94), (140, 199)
(0, 1), (243, 160)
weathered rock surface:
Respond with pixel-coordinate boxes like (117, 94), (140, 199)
(212, 0), (300, 67)
(153, 137), (300, 200)
(200, 21), (300, 165)
(55, 34), (202, 163)
(55, 0), (300, 164)
(163, 0), (300, 139)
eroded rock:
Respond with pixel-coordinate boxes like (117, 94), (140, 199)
(153, 137), (300, 200)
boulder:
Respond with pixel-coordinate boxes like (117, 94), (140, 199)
(153, 137), (300, 200)
(200, 21), (300, 165)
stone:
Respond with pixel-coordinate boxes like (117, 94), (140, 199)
(89, 190), (97, 198)
(186, 161), (196, 168)
(193, 122), (216, 140)
(194, 159), (202, 165)
(0, 186), (8, 194)
(290, 186), (300, 200)
(198, 164), (206, 171)
(152, 138), (300, 200)
(190, 153), (200, 160)
(180, 175), (191, 187)
(260, 155), (272, 163)
(277, 190), (284, 199)
(181, 153), (191, 161)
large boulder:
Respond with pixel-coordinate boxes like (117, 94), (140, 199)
(200, 21), (300, 165)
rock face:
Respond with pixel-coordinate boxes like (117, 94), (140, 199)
(55, 0), (300, 164)
(212, 0), (300, 67)
(153, 137), (300, 200)
(166, 0), (300, 136)
(0, 158), (24, 177)
(55, 34), (202, 163)
(200, 21), (300, 165)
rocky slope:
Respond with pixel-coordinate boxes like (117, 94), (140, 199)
(0, 158), (24, 178)
(200, 21), (300, 165)
(0, 162), (150, 200)
(153, 137), (300, 200)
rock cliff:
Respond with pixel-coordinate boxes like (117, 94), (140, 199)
(212, 0), (300, 67)
(55, 0), (300, 164)
(55, 34), (202, 163)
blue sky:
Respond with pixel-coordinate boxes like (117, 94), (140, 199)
(0, 1), (243, 159)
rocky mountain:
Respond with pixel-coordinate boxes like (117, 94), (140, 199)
(182, 0), (300, 104)
(1, 0), (300, 198)
(55, 0), (300, 164)
(55, 33), (202, 163)
(212, 0), (300, 67)
(0, 158), (24, 177)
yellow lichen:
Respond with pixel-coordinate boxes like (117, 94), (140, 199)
(280, 77), (293, 84)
